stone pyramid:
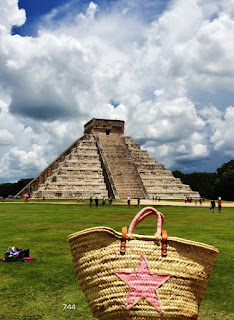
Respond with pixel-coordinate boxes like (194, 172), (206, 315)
(17, 118), (200, 199)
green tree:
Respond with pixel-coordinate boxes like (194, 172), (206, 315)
(215, 169), (234, 200)
(217, 160), (234, 177)
(0, 178), (33, 198)
(173, 160), (234, 200)
(173, 170), (217, 199)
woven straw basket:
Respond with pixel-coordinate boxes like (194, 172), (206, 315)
(68, 207), (218, 320)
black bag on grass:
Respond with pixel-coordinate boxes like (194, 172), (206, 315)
(4, 247), (29, 262)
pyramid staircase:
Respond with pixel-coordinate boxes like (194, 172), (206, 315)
(96, 134), (146, 199)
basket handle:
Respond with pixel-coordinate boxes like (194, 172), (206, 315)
(128, 207), (164, 236)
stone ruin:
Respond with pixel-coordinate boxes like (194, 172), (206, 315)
(16, 118), (200, 199)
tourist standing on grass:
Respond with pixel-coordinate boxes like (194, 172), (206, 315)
(127, 197), (131, 207)
(95, 197), (99, 207)
(82, 195), (84, 203)
(109, 197), (112, 206)
(217, 197), (222, 213)
(102, 196), (106, 206)
(210, 200), (216, 213)
(199, 198), (202, 206)
(89, 196), (93, 207)
(137, 198), (140, 208)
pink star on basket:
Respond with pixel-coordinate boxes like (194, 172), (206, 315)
(115, 253), (171, 312)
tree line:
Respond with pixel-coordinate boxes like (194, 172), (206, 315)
(0, 179), (33, 198)
(0, 160), (233, 200)
(173, 160), (234, 200)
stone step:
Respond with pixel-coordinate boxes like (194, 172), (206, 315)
(48, 177), (105, 183)
(54, 167), (103, 173)
(33, 190), (108, 199)
(126, 145), (141, 150)
(63, 158), (100, 164)
(134, 161), (162, 166)
(139, 170), (173, 176)
(37, 183), (107, 190)
(137, 164), (168, 170)
(114, 178), (142, 183)
(49, 174), (105, 180)
(142, 176), (181, 182)
(145, 185), (192, 192)
(73, 144), (97, 150)
(101, 151), (127, 156)
(148, 191), (200, 199)
(132, 155), (156, 160)
(61, 162), (101, 169)
(65, 155), (99, 160)
(70, 150), (98, 156)
(129, 150), (148, 155)
(140, 174), (177, 179)
(38, 186), (108, 192)
(77, 140), (97, 146)
(67, 155), (99, 162)
(40, 181), (107, 187)
(143, 181), (184, 186)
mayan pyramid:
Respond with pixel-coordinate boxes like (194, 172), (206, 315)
(17, 118), (200, 199)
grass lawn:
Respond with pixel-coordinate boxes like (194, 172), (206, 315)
(0, 203), (233, 320)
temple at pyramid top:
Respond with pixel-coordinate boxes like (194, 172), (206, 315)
(16, 118), (200, 200)
(84, 118), (125, 135)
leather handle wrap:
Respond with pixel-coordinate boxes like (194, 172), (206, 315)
(161, 230), (168, 256)
(120, 226), (127, 254)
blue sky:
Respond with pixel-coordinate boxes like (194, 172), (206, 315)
(0, 0), (234, 183)
(12, 0), (83, 36)
(12, 0), (68, 35)
(13, 0), (168, 36)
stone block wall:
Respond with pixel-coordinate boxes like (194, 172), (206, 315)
(32, 134), (108, 199)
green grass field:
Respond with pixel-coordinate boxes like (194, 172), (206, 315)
(0, 203), (233, 320)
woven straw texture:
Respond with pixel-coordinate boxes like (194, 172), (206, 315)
(68, 208), (218, 320)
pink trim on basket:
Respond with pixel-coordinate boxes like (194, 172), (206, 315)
(128, 207), (164, 236)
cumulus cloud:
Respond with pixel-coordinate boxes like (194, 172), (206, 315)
(0, 129), (15, 145)
(0, 145), (47, 181)
(0, 0), (26, 32)
(201, 106), (234, 156)
(0, 0), (234, 182)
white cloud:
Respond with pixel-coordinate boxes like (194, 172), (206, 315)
(0, 145), (47, 180)
(126, 96), (205, 141)
(0, 129), (15, 145)
(0, 0), (234, 181)
(207, 106), (234, 156)
(0, 0), (26, 32)
(154, 89), (164, 97)
(77, 1), (98, 21)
